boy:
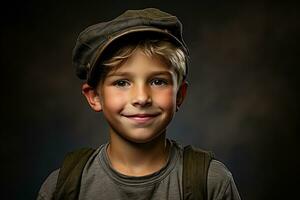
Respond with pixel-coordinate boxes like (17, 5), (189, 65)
(38, 8), (241, 200)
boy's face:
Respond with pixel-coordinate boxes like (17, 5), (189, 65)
(83, 49), (187, 144)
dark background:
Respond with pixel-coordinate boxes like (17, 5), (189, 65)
(1, 1), (299, 199)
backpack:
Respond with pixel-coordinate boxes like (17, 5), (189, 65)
(54, 145), (214, 200)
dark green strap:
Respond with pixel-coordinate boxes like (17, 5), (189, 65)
(54, 148), (95, 200)
(183, 145), (214, 200)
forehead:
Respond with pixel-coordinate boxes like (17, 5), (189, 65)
(106, 50), (176, 76)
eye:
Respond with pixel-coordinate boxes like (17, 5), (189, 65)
(151, 79), (168, 86)
(113, 80), (130, 87)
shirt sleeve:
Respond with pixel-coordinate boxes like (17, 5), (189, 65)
(207, 160), (241, 200)
(36, 169), (60, 200)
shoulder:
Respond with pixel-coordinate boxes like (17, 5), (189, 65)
(37, 146), (103, 200)
(207, 160), (241, 200)
(37, 169), (60, 200)
(208, 160), (232, 182)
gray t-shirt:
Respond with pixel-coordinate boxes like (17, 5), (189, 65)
(37, 141), (241, 200)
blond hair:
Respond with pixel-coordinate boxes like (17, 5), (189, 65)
(100, 38), (187, 85)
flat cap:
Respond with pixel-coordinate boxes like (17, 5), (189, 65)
(72, 8), (188, 86)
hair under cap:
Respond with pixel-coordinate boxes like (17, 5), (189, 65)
(72, 8), (189, 86)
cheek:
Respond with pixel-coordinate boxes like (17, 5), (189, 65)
(102, 88), (127, 111)
(153, 89), (177, 109)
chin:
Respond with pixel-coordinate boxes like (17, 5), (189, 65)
(125, 134), (157, 144)
(124, 129), (165, 144)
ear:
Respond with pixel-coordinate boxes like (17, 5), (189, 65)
(176, 81), (188, 111)
(81, 83), (102, 112)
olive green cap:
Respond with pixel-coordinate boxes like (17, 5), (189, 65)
(72, 8), (189, 86)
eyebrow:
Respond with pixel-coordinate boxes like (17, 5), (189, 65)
(106, 71), (174, 78)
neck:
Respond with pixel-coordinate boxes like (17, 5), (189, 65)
(107, 130), (170, 176)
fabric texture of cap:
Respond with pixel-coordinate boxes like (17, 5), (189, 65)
(72, 8), (189, 86)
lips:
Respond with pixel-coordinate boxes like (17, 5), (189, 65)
(122, 113), (160, 124)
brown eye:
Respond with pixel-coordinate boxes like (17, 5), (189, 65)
(151, 79), (168, 86)
(114, 80), (130, 87)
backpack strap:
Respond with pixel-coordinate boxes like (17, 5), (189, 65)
(183, 145), (214, 200)
(54, 148), (96, 200)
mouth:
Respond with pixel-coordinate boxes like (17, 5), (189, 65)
(122, 113), (160, 124)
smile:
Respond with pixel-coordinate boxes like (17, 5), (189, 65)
(123, 114), (160, 124)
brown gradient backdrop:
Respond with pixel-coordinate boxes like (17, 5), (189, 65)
(1, 1), (299, 199)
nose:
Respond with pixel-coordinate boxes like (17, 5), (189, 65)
(131, 84), (152, 107)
